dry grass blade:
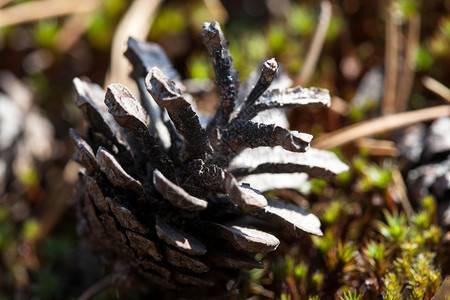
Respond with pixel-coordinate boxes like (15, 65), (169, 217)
(329, 96), (350, 116)
(0, 0), (101, 28)
(54, 13), (93, 53)
(356, 138), (398, 157)
(295, 0), (332, 86)
(312, 105), (450, 149)
(396, 12), (421, 112)
(106, 0), (163, 86)
(0, 0), (13, 9)
(422, 76), (450, 104)
(382, 7), (400, 115)
(391, 165), (413, 218)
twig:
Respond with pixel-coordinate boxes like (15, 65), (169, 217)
(54, 13), (93, 53)
(396, 12), (421, 112)
(78, 273), (116, 300)
(106, 0), (163, 86)
(382, 6), (400, 114)
(356, 138), (398, 157)
(422, 76), (450, 104)
(391, 165), (414, 218)
(0, 0), (101, 28)
(312, 105), (450, 149)
(295, 0), (332, 86)
(329, 96), (350, 116)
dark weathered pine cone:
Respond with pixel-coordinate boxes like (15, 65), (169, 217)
(71, 21), (348, 290)
(397, 117), (450, 228)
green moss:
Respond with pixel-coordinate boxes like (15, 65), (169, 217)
(19, 167), (38, 187)
(358, 162), (393, 192)
(149, 6), (186, 39)
(280, 293), (292, 300)
(34, 20), (59, 48)
(322, 201), (342, 225)
(340, 290), (364, 300)
(267, 25), (287, 55)
(299, 179), (327, 196)
(312, 229), (336, 255)
(0, 206), (9, 223)
(187, 54), (211, 79)
(294, 262), (309, 283)
(337, 241), (355, 265)
(87, 11), (112, 50)
(377, 207), (442, 299)
(378, 210), (410, 244)
(21, 218), (41, 243)
(311, 271), (324, 290)
(288, 5), (315, 36)
(394, 0), (419, 18)
(415, 45), (434, 71)
(326, 17), (344, 41)
(103, 0), (126, 18)
(364, 241), (385, 263)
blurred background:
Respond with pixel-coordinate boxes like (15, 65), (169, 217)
(0, 0), (449, 299)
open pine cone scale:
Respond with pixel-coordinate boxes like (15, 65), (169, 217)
(71, 20), (348, 289)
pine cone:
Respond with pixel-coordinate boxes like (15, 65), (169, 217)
(71, 21), (348, 290)
(397, 117), (450, 228)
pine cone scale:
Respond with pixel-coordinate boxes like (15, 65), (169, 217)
(153, 169), (209, 211)
(96, 146), (142, 191)
(164, 246), (210, 273)
(155, 216), (207, 255)
(126, 230), (163, 261)
(146, 68), (212, 160)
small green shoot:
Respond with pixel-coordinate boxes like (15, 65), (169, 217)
(21, 218), (41, 243)
(340, 290), (364, 300)
(311, 271), (324, 290)
(378, 210), (409, 244)
(294, 262), (308, 283)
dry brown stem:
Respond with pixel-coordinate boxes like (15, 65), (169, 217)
(0, 0), (13, 9)
(0, 0), (101, 28)
(396, 12), (421, 112)
(312, 105), (450, 149)
(391, 165), (414, 218)
(422, 76), (450, 104)
(356, 138), (398, 157)
(106, 0), (163, 86)
(382, 7), (400, 115)
(329, 96), (350, 116)
(295, 0), (332, 86)
(54, 13), (92, 53)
